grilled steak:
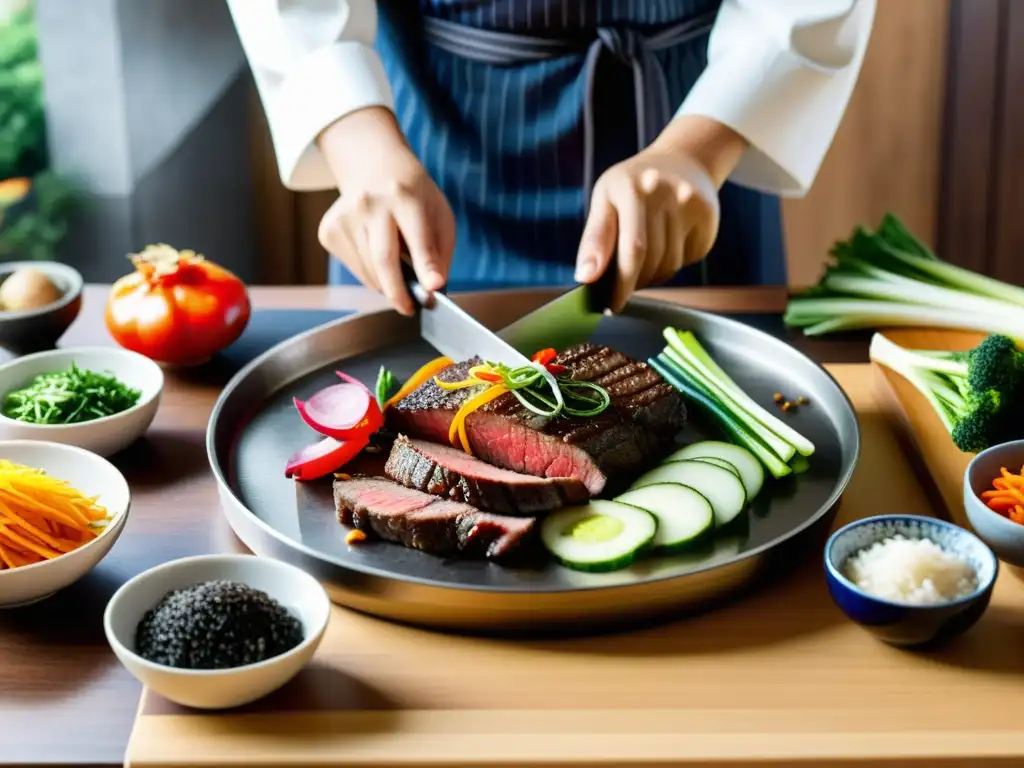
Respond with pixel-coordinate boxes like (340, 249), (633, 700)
(387, 343), (685, 494)
(333, 476), (535, 560)
(385, 434), (589, 515)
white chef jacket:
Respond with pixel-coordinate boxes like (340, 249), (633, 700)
(227, 0), (876, 197)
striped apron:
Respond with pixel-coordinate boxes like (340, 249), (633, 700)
(327, 0), (786, 290)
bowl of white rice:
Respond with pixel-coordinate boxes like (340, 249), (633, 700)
(824, 515), (998, 648)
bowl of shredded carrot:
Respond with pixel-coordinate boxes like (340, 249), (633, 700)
(0, 439), (130, 607)
(965, 440), (1024, 568)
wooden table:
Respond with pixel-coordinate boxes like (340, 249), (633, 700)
(0, 285), (891, 767)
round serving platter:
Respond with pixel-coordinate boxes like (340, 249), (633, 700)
(207, 294), (860, 634)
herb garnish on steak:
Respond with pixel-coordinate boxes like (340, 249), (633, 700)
(387, 343), (686, 494)
(385, 434), (589, 515)
(333, 476), (536, 560)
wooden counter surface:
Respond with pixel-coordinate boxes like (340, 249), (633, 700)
(1, 285), (1020, 768)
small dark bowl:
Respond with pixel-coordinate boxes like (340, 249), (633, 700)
(824, 515), (998, 648)
(0, 261), (83, 354)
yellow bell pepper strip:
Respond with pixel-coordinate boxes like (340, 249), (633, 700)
(448, 383), (509, 454)
(383, 356), (453, 410)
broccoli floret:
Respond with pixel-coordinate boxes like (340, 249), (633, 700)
(966, 334), (1024, 393)
(950, 390), (1003, 453)
(870, 333), (1024, 454)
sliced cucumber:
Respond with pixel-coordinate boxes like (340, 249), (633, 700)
(540, 500), (657, 572)
(692, 456), (741, 477)
(666, 441), (765, 499)
(615, 483), (714, 554)
(629, 460), (746, 528)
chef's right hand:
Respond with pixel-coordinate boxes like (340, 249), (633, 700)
(317, 107), (455, 316)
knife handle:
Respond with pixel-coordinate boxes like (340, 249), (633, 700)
(399, 255), (440, 311)
(586, 246), (617, 314)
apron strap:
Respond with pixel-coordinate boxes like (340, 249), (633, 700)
(421, 11), (718, 205)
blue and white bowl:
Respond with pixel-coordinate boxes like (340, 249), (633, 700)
(824, 515), (998, 648)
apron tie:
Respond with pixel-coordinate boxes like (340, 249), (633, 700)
(421, 11), (717, 207)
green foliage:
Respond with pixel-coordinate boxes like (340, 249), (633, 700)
(0, 170), (77, 261)
(0, 5), (77, 261)
(0, 6), (47, 179)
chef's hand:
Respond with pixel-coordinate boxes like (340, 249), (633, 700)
(317, 107), (456, 316)
(575, 116), (747, 312)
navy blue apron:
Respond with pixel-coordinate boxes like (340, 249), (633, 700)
(327, 0), (786, 290)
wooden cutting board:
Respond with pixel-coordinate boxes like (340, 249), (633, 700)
(126, 364), (1024, 768)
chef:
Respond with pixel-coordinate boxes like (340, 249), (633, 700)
(228, 1), (875, 314)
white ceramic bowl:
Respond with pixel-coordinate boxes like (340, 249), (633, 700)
(964, 440), (1024, 567)
(104, 554), (331, 710)
(0, 440), (131, 607)
(0, 346), (164, 457)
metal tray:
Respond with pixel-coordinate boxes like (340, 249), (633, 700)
(207, 294), (860, 634)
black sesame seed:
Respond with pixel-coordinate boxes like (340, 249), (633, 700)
(134, 580), (304, 670)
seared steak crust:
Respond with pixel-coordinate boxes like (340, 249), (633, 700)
(333, 476), (535, 560)
(384, 434), (588, 515)
(388, 343), (685, 494)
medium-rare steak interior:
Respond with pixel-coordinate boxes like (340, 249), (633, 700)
(385, 434), (590, 515)
(387, 343), (686, 494)
(334, 475), (536, 560)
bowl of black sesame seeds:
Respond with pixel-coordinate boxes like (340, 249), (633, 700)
(103, 553), (330, 709)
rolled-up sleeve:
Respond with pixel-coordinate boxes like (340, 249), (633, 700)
(227, 0), (393, 190)
(676, 0), (876, 197)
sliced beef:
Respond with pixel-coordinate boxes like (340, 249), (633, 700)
(384, 434), (589, 515)
(387, 343), (685, 495)
(333, 476), (535, 560)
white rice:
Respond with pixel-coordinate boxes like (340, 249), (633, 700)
(842, 534), (978, 605)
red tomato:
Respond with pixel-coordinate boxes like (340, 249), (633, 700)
(105, 244), (251, 366)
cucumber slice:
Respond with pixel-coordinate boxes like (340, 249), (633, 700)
(540, 500), (657, 572)
(629, 460), (746, 528)
(692, 456), (740, 477)
(615, 483), (714, 554)
(666, 441), (765, 499)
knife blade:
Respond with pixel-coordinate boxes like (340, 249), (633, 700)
(401, 262), (533, 368)
(498, 253), (617, 356)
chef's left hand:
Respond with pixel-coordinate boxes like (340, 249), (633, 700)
(575, 117), (747, 312)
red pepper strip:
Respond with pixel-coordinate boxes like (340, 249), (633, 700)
(474, 371), (502, 383)
(532, 348), (557, 366)
(384, 356), (453, 409)
(545, 363), (568, 375)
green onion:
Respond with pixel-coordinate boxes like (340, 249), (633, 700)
(374, 366), (396, 408)
(2, 363), (142, 425)
(785, 213), (1024, 339)
(481, 360), (610, 419)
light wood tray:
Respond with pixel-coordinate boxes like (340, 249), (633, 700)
(126, 365), (1024, 768)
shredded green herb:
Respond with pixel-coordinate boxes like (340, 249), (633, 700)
(374, 365), (396, 408)
(2, 363), (142, 424)
(483, 361), (611, 418)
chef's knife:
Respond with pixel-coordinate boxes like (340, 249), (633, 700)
(401, 262), (533, 368)
(497, 252), (617, 356)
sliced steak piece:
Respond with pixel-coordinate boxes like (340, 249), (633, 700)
(387, 343), (685, 495)
(384, 434), (589, 515)
(333, 476), (535, 560)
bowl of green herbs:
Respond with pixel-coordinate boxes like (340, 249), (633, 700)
(0, 347), (163, 456)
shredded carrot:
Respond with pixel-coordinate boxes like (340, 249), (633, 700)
(383, 356), (453, 409)
(981, 465), (1024, 527)
(448, 384), (509, 454)
(345, 529), (367, 545)
(0, 460), (110, 571)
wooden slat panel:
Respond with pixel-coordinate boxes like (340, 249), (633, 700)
(249, 82), (298, 285)
(990, 0), (1024, 284)
(782, 0), (950, 288)
(938, 0), (1003, 274)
